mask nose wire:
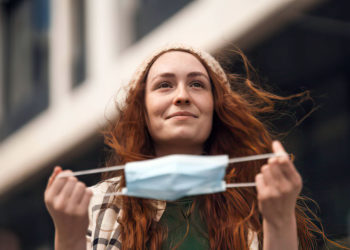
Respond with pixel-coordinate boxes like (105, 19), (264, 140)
(56, 152), (289, 196)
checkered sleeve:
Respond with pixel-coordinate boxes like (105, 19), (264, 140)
(86, 178), (122, 250)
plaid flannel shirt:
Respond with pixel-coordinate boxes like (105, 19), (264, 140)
(86, 178), (259, 250)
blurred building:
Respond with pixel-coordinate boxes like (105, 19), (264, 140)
(0, 0), (349, 249)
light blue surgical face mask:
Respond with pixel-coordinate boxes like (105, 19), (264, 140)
(123, 154), (228, 200)
(58, 153), (286, 201)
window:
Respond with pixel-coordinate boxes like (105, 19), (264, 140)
(0, 0), (49, 141)
(133, 0), (194, 43)
(71, 0), (86, 87)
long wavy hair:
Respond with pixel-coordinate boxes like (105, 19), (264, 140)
(102, 47), (325, 249)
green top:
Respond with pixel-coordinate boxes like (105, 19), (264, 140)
(159, 197), (210, 250)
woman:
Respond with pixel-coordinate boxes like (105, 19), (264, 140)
(44, 44), (322, 250)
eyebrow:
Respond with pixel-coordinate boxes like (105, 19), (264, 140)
(150, 71), (210, 82)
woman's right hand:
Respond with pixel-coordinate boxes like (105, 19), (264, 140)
(44, 166), (93, 250)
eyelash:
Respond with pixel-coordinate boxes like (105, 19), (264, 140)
(156, 81), (205, 89)
(158, 82), (172, 89)
(190, 81), (204, 88)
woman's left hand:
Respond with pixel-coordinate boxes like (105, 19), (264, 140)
(255, 140), (302, 229)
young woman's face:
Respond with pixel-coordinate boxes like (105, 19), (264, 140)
(145, 51), (214, 149)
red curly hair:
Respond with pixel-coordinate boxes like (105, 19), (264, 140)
(102, 47), (325, 249)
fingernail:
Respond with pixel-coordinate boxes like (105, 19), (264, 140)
(54, 166), (61, 172)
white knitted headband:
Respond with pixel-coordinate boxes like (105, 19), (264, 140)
(129, 44), (230, 90)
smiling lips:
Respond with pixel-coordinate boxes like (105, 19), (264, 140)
(166, 111), (198, 119)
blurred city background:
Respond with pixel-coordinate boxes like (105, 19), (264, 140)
(0, 0), (349, 249)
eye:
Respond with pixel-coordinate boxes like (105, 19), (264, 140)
(190, 81), (204, 88)
(158, 82), (172, 89)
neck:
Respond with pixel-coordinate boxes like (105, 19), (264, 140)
(154, 143), (204, 157)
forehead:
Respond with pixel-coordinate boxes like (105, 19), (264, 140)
(147, 51), (209, 78)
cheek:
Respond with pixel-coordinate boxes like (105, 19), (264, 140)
(145, 94), (168, 131)
(146, 98), (165, 118)
(205, 96), (214, 130)
(197, 94), (214, 133)
(204, 111), (214, 134)
(201, 94), (214, 117)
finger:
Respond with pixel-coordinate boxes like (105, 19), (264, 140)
(267, 159), (297, 192)
(78, 189), (93, 211)
(58, 176), (78, 200)
(46, 172), (70, 198)
(255, 173), (266, 189)
(261, 164), (278, 187)
(270, 164), (300, 196)
(270, 155), (300, 184)
(262, 164), (293, 197)
(270, 142), (303, 192)
(269, 141), (298, 177)
(267, 160), (286, 183)
(268, 141), (289, 164)
(272, 140), (287, 154)
(255, 173), (268, 200)
(47, 166), (62, 188)
(280, 163), (303, 191)
(69, 182), (87, 205)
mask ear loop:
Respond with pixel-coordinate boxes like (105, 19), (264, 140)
(57, 165), (125, 178)
(225, 152), (290, 189)
(58, 152), (290, 197)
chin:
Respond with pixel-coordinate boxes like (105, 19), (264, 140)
(151, 126), (211, 146)
(165, 132), (207, 145)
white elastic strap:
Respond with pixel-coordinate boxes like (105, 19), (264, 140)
(228, 152), (287, 164)
(226, 182), (256, 188)
(57, 165), (125, 178)
(58, 152), (288, 179)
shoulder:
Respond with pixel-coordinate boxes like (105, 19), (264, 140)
(90, 176), (121, 194)
(89, 177), (122, 211)
(88, 176), (122, 217)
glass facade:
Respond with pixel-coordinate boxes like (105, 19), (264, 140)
(0, 0), (49, 141)
(133, 0), (193, 42)
(243, 0), (350, 243)
(71, 0), (86, 87)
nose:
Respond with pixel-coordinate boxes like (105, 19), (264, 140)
(173, 84), (190, 105)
